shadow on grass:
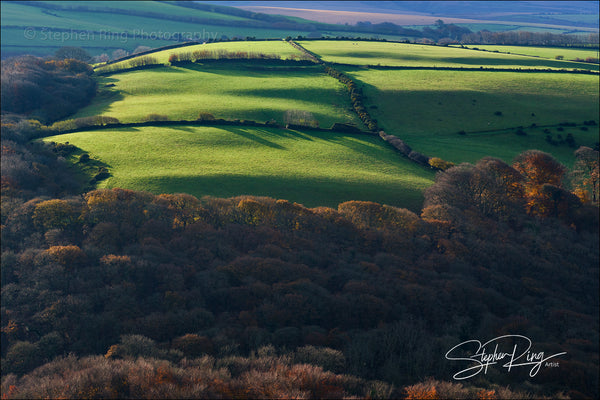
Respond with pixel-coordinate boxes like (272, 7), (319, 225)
(131, 173), (426, 211)
(73, 85), (125, 120)
(55, 144), (113, 192)
(224, 127), (286, 149)
(175, 61), (323, 78)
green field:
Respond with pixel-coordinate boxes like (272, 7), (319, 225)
(298, 40), (599, 70)
(74, 63), (361, 127)
(97, 40), (304, 69)
(344, 68), (599, 164)
(44, 126), (435, 210)
(456, 45), (599, 61)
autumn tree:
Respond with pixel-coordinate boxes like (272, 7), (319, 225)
(423, 158), (524, 221)
(512, 150), (569, 216)
(32, 199), (81, 231)
(571, 146), (599, 204)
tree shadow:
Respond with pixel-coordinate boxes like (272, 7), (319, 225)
(131, 173), (426, 211)
(224, 126), (286, 150)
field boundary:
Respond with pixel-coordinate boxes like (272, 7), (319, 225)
(288, 40), (448, 169)
(45, 119), (377, 137)
(331, 63), (600, 74)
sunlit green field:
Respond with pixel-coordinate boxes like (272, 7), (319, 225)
(344, 68), (599, 164)
(100, 40), (304, 67)
(299, 40), (599, 70)
(73, 63), (361, 127)
(44, 126), (435, 210)
(457, 45), (599, 61)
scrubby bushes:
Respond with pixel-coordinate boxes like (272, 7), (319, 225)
(428, 157), (455, 171)
(197, 112), (216, 121)
(283, 110), (319, 128)
(168, 49), (314, 65)
(51, 116), (120, 132)
(127, 55), (159, 68)
(142, 113), (170, 122)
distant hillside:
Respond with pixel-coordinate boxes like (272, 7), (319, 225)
(0, 0), (335, 59)
(216, 1), (599, 31)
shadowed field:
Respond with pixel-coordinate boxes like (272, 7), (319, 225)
(44, 126), (436, 210)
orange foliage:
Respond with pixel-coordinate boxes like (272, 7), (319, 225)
(33, 199), (80, 230)
(1, 386), (18, 399)
(477, 389), (497, 399)
(404, 382), (438, 399)
(46, 245), (86, 267)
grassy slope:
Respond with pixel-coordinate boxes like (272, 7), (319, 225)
(44, 126), (435, 210)
(344, 68), (599, 165)
(298, 40), (599, 70)
(73, 63), (361, 127)
(98, 40), (304, 68)
(456, 45), (600, 60)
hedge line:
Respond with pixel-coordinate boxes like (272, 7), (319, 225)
(330, 63), (600, 74)
(47, 117), (375, 136)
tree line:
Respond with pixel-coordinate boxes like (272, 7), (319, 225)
(461, 30), (599, 46)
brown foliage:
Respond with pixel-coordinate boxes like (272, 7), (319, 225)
(46, 245), (86, 267)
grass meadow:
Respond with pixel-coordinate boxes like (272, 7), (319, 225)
(344, 68), (599, 164)
(457, 45), (600, 61)
(105, 40), (304, 66)
(44, 126), (435, 210)
(298, 40), (599, 70)
(73, 63), (361, 127)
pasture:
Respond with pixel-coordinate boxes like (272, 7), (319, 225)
(73, 63), (361, 127)
(98, 40), (304, 69)
(44, 126), (435, 210)
(344, 68), (599, 164)
(457, 45), (600, 61)
(298, 40), (599, 70)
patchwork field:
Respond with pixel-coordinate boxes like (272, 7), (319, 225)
(299, 40), (599, 70)
(74, 63), (361, 127)
(36, 38), (600, 209)
(344, 68), (599, 164)
(44, 126), (435, 210)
